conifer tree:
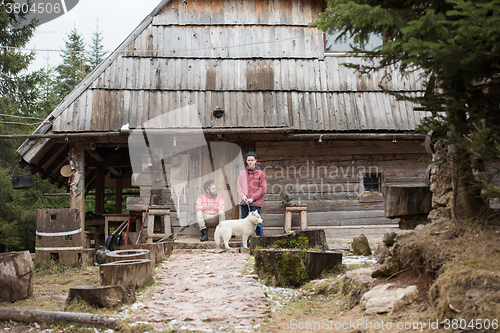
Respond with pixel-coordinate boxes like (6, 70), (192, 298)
(55, 26), (90, 99)
(89, 19), (105, 69)
(314, 0), (500, 223)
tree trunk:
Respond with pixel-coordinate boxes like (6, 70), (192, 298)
(449, 143), (482, 226)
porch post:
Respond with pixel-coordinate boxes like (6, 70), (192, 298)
(70, 142), (86, 247)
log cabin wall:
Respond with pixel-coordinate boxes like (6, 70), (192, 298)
(257, 139), (429, 238)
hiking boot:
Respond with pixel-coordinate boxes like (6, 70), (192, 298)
(200, 228), (209, 242)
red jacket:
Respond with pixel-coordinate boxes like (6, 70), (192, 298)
(237, 166), (267, 207)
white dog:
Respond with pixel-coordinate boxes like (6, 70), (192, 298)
(214, 211), (263, 249)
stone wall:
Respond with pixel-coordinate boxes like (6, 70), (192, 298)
(428, 140), (453, 222)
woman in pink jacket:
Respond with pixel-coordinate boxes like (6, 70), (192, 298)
(237, 151), (267, 236)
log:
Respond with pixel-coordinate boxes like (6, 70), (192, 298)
(68, 285), (135, 308)
(383, 185), (432, 218)
(0, 251), (33, 302)
(0, 307), (121, 330)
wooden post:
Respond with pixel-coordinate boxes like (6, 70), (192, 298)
(300, 210), (308, 230)
(70, 143), (85, 251)
(284, 210), (292, 234)
(115, 177), (123, 214)
(95, 166), (105, 214)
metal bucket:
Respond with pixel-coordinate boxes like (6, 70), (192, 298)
(12, 167), (33, 190)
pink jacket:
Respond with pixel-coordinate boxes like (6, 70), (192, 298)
(195, 193), (225, 215)
(237, 166), (267, 207)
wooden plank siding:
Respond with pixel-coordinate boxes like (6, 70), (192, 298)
(256, 139), (429, 228)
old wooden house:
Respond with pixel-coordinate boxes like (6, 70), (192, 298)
(18, 0), (431, 258)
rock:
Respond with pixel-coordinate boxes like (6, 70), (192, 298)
(360, 283), (419, 315)
(68, 284), (136, 308)
(374, 243), (390, 264)
(0, 251), (34, 302)
(371, 257), (399, 278)
(351, 234), (372, 256)
(435, 192), (452, 207)
(427, 207), (450, 221)
(383, 232), (397, 246)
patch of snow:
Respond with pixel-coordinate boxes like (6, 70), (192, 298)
(343, 255), (376, 266)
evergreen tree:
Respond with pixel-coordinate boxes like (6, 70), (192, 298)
(89, 19), (105, 69)
(38, 65), (60, 116)
(314, 0), (500, 223)
(55, 26), (90, 99)
(0, 0), (40, 164)
(0, 0), (63, 252)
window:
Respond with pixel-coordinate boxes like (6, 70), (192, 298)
(363, 173), (381, 192)
(325, 32), (383, 53)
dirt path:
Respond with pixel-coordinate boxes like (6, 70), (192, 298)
(127, 250), (269, 332)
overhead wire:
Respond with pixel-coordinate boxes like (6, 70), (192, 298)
(0, 31), (326, 56)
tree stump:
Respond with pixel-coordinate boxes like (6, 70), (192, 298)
(100, 259), (152, 288)
(250, 229), (327, 252)
(116, 242), (172, 265)
(254, 249), (309, 287)
(304, 251), (342, 279)
(0, 251), (34, 302)
(255, 249), (343, 286)
(106, 249), (151, 263)
(68, 285), (135, 308)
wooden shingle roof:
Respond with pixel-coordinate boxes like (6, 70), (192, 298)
(18, 0), (430, 163)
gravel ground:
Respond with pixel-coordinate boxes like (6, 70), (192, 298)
(121, 250), (269, 332)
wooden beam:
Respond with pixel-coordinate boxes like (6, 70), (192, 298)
(32, 143), (69, 174)
(287, 133), (426, 140)
(41, 149), (68, 180)
(107, 167), (122, 177)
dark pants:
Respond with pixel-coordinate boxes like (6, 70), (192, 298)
(241, 205), (263, 236)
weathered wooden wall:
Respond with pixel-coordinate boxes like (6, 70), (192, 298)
(255, 139), (429, 236)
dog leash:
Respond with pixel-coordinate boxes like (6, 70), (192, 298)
(239, 198), (251, 211)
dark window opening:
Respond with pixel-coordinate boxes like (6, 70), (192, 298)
(50, 253), (59, 262)
(363, 174), (381, 192)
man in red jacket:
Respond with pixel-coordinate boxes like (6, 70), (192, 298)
(237, 151), (267, 236)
